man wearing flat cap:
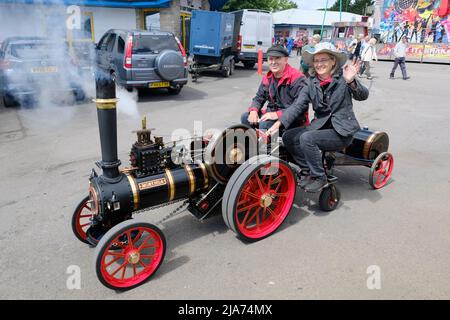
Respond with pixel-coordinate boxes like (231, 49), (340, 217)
(241, 45), (309, 132)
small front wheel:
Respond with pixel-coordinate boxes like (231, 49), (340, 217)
(94, 220), (166, 291)
(318, 186), (340, 212)
(71, 196), (94, 244)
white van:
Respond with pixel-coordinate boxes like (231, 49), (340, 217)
(231, 9), (273, 69)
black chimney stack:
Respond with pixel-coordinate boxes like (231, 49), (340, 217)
(95, 74), (121, 182)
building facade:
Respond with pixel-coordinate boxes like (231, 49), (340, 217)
(0, 0), (227, 49)
(273, 9), (365, 41)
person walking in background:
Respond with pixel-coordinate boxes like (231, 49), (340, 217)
(352, 34), (364, 63)
(295, 35), (305, 56)
(358, 35), (370, 76)
(287, 37), (295, 56)
(347, 35), (357, 60)
(300, 34), (321, 76)
(390, 36), (410, 80)
(360, 38), (378, 80)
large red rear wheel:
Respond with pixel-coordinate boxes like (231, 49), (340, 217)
(369, 152), (394, 189)
(222, 156), (296, 242)
(71, 196), (94, 244)
(94, 221), (166, 290)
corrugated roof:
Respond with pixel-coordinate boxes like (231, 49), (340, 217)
(0, 0), (172, 8)
(273, 9), (364, 27)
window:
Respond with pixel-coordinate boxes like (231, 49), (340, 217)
(146, 12), (161, 31)
(98, 34), (110, 50)
(71, 12), (94, 42)
(117, 36), (125, 54)
(132, 35), (178, 54)
(106, 34), (116, 52)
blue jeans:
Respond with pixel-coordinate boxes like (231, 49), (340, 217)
(241, 112), (277, 131)
(282, 127), (353, 178)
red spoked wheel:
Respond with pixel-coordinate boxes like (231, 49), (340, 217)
(71, 196), (94, 244)
(94, 220), (166, 290)
(369, 152), (394, 189)
(222, 155), (296, 242)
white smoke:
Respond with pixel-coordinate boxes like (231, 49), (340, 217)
(116, 87), (139, 119)
(0, 2), (138, 119)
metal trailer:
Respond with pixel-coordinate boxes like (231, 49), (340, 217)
(188, 10), (236, 81)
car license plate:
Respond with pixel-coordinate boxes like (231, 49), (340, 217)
(149, 82), (170, 88)
(243, 45), (255, 49)
(31, 66), (58, 73)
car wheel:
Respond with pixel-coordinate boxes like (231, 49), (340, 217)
(222, 65), (231, 78)
(2, 94), (16, 108)
(168, 85), (183, 95)
(243, 61), (255, 69)
(229, 59), (235, 75)
(73, 89), (86, 102)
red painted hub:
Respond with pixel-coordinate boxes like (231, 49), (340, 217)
(99, 227), (164, 289)
(234, 162), (295, 239)
(372, 153), (394, 189)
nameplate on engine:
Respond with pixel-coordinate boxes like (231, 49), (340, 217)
(138, 178), (167, 190)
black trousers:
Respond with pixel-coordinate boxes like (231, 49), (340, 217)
(282, 126), (353, 178)
(390, 57), (408, 79)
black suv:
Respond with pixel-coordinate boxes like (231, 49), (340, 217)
(95, 29), (188, 95)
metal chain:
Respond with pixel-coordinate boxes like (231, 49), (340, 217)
(131, 198), (190, 226)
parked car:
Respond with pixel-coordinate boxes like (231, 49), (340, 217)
(0, 37), (86, 107)
(95, 29), (188, 95)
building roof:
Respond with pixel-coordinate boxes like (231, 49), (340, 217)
(0, 0), (172, 8)
(273, 9), (364, 27)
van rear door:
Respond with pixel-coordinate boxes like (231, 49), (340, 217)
(257, 12), (273, 54)
(240, 10), (258, 53)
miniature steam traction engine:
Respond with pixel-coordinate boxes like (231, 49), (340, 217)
(72, 75), (394, 290)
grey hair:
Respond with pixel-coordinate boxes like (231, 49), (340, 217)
(308, 53), (339, 77)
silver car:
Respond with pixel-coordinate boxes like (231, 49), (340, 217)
(95, 29), (188, 95)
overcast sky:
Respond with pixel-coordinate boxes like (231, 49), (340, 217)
(292, 0), (334, 10)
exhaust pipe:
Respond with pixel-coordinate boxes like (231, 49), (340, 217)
(94, 74), (121, 182)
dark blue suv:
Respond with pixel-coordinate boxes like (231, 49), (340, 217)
(0, 37), (86, 107)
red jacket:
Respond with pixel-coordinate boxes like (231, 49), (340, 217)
(249, 64), (309, 126)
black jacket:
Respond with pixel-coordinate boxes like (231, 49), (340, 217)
(280, 72), (369, 137)
(249, 64), (309, 126)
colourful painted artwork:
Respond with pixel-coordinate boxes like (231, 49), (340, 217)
(380, 0), (450, 44)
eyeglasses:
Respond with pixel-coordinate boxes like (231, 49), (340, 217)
(313, 58), (332, 65)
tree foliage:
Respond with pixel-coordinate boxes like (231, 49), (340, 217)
(329, 0), (374, 16)
(222, 0), (298, 12)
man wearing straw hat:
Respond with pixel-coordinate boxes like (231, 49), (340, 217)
(267, 42), (369, 193)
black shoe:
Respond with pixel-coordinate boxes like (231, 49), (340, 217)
(389, 75), (394, 79)
(403, 76), (410, 80)
(304, 176), (329, 193)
